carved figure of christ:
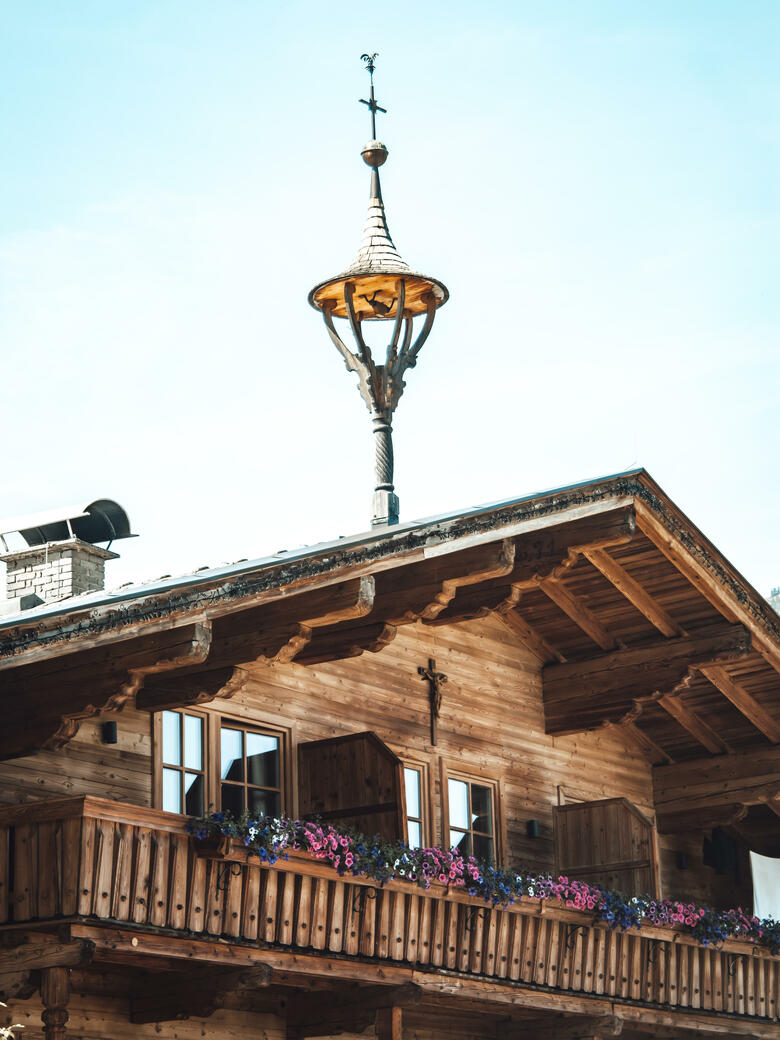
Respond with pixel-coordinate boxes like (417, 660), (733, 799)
(418, 657), (447, 746)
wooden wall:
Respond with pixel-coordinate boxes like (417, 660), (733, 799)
(0, 615), (744, 908)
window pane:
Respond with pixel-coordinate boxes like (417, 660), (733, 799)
(246, 732), (279, 787)
(248, 788), (280, 818)
(221, 783), (243, 816)
(162, 768), (181, 813)
(449, 829), (471, 855)
(448, 779), (469, 830)
(221, 727), (244, 781)
(404, 767), (420, 820)
(407, 820), (422, 849)
(184, 772), (204, 816)
(162, 711), (181, 766)
(184, 715), (203, 770)
(473, 833), (494, 865)
(471, 784), (493, 834)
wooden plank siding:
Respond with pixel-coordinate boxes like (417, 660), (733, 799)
(0, 615), (757, 909)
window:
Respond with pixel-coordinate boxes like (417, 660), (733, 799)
(155, 710), (287, 818)
(160, 709), (206, 815)
(220, 724), (281, 817)
(404, 766), (424, 849)
(447, 776), (495, 864)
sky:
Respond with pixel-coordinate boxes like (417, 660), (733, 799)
(0, 1), (778, 597)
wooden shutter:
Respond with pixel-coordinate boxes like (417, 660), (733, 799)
(553, 797), (658, 897)
(297, 731), (406, 842)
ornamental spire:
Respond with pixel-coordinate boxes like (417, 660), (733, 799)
(308, 56), (448, 528)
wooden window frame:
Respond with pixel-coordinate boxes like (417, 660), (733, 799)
(440, 760), (504, 866)
(153, 707), (209, 816)
(153, 708), (291, 818)
(401, 756), (432, 849)
(213, 716), (289, 817)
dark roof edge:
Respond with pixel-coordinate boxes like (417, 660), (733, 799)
(1, 468), (777, 663)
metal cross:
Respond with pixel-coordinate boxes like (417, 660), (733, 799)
(418, 657), (447, 746)
(360, 52), (387, 139)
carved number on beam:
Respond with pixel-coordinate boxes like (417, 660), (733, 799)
(581, 547), (681, 637)
(698, 664), (780, 744)
(538, 576), (617, 651)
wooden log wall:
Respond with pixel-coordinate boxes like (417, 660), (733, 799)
(0, 803), (777, 1023)
(0, 615), (738, 909)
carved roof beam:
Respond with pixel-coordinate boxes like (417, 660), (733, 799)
(537, 575), (618, 651)
(542, 621), (751, 735)
(635, 503), (780, 675)
(697, 663), (780, 743)
(657, 688), (732, 755)
(579, 546), (682, 637)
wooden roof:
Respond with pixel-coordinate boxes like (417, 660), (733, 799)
(0, 469), (778, 849)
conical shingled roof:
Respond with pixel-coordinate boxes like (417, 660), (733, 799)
(308, 137), (448, 320)
(343, 169), (411, 276)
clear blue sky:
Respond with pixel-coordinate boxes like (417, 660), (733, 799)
(1, 2), (778, 595)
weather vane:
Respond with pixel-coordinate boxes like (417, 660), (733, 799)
(359, 52), (386, 139)
(308, 56), (449, 528)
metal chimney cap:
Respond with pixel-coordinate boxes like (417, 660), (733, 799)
(0, 498), (135, 548)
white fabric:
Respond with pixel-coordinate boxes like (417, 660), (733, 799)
(750, 851), (780, 920)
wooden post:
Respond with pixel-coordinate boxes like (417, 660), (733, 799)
(375, 1006), (403, 1040)
(41, 966), (70, 1040)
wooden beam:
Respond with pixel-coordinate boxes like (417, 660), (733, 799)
(498, 1014), (623, 1039)
(0, 621), (213, 759)
(653, 746), (780, 818)
(373, 539), (515, 625)
(697, 664), (780, 743)
(499, 607), (564, 664)
(286, 982), (420, 1038)
(542, 622), (751, 734)
(538, 576), (617, 651)
(296, 541), (514, 662)
(200, 576), (375, 669)
(580, 547), (681, 637)
(375, 1005), (404, 1040)
(69, 923), (780, 1038)
(0, 939), (93, 976)
(136, 666), (247, 712)
(656, 804), (748, 835)
(40, 965), (69, 1040)
(634, 502), (780, 675)
(295, 622), (396, 666)
(608, 721), (673, 765)
(130, 964), (272, 1023)
(658, 692), (732, 755)
(423, 507), (636, 627)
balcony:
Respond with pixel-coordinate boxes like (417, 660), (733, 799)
(1, 797), (778, 1036)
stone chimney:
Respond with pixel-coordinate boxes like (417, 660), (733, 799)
(1, 540), (119, 609)
(0, 498), (133, 613)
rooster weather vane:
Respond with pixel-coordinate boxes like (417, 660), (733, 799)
(308, 54), (449, 528)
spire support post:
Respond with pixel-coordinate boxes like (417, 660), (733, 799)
(309, 55), (448, 530)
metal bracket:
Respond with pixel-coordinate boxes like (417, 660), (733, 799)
(216, 861), (242, 892)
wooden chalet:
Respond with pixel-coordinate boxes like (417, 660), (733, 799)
(2, 56), (779, 1040)
(0, 469), (779, 1040)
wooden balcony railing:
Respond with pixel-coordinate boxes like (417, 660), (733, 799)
(0, 797), (778, 1023)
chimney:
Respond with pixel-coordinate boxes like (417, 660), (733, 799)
(0, 499), (134, 613)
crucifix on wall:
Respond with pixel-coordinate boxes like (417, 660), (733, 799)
(418, 657), (447, 746)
